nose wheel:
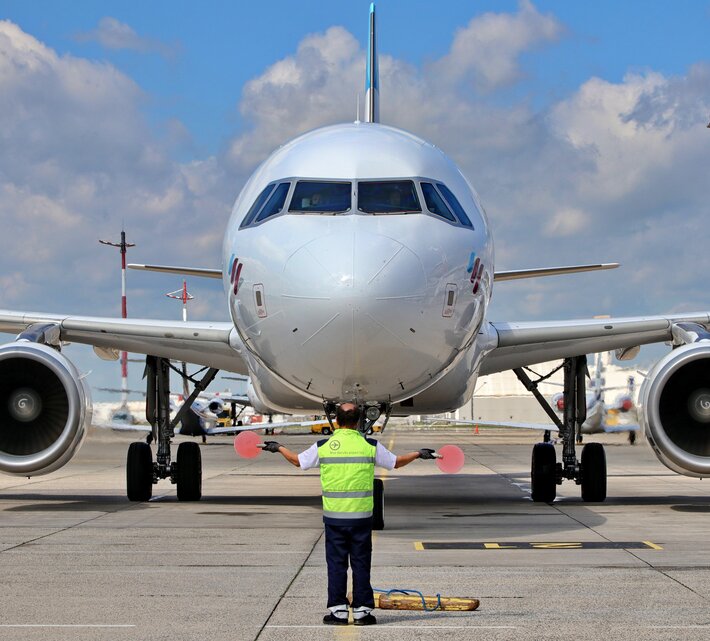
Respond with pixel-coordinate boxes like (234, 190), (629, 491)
(372, 478), (385, 530)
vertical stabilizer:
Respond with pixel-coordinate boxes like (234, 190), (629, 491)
(365, 3), (379, 123)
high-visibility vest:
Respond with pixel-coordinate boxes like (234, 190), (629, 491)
(317, 429), (376, 524)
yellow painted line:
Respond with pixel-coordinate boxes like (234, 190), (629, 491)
(414, 541), (424, 551)
(642, 540), (663, 550)
(483, 543), (518, 549)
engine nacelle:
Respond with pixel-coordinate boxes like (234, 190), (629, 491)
(641, 343), (710, 477)
(0, 342), (92, 476)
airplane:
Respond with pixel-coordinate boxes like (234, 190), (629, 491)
(1, 5), (710, 517)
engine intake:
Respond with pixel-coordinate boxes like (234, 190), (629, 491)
(641, 343), (710, 477)
(0, 342), (91, 476)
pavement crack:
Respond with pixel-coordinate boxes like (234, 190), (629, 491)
(254, 529), (323, 640)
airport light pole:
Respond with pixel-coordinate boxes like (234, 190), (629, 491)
(166, 280), (194, 397)
(99, 230), (135, 408)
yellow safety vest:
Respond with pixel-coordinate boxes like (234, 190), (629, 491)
(317, 429), (376, 524)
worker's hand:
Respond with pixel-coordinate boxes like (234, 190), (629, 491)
(261, 441), (282, 453)
(418, 448), (436, 460)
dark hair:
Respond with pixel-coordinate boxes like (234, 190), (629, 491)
(336, 404), (361, 429)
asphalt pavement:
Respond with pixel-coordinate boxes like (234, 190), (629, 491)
(0, 427), (709, 640)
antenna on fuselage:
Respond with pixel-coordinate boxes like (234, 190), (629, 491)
(365, 2), (379, 123)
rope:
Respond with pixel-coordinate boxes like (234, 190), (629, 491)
(372, 586), (442, 612)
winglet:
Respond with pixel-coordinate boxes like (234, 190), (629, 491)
(365, 2), (379, 123)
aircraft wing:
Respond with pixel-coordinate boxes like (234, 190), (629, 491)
(601, 423), (640, 433)
(424, 418), (558, 431)
(482, 312), (710, 375)
(0, 310), (247, 374)
(93, 421), (152, 433)
(203, 419), (329, 436)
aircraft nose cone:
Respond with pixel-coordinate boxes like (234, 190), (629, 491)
(282, 231), (425, 301)
(280, 230), (429, 398)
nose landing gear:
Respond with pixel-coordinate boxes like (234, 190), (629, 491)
(516, 356), (607, 503)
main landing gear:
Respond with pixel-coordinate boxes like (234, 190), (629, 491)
(515, 356), (607, 504)
(126, 356), (218, 502)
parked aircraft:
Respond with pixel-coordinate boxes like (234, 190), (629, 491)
(1, 5), (709, 516)
(551, 353), (640, 442)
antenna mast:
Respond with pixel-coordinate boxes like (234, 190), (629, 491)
(99, 230), (136, 408)
(166, 280), (195, 397)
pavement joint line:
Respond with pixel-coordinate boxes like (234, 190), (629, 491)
(0, 624), (135, 628)
(549, 476), (708, 601)
(265, 625), (518, 629)
(0, 489), (160, 554)
(254, 529), (324, 640)
(546, 493), (706, 600)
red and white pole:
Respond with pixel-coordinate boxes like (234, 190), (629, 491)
(119, 231), (128, 406)
(99, 230), (135, 408)
(167, 280), (194, 397)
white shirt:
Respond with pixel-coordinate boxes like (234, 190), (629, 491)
(298, 435), (397, 471)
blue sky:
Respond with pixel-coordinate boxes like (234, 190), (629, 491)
(4, 1), (708, 155)
(0, 1), (709, 400)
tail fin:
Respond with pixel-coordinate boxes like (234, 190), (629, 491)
(365, 3), (379, 123)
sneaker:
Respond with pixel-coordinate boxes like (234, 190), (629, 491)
(323, 613), (349, 626)
(353, 613), (377, 626)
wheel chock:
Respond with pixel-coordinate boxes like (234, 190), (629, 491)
(374, 593), (479, 611)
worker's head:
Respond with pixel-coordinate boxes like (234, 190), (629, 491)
(336, 402), (360, 429)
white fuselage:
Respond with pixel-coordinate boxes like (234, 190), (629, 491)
(223, 123), (493, 412)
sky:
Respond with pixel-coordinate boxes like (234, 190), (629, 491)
(0, 0), (709, 402)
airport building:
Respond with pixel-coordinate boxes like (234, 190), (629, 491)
(453, 354), (640, 423)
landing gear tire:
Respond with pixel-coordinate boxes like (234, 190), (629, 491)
(580, 442), (606, 502)
(372, 478), (384, 531)
(127, 442), (153, 502)
(531, 442), (556, 503)
(176, 441), (202, 501)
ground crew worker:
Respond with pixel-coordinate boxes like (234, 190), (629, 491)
(261, 402), (435, 626)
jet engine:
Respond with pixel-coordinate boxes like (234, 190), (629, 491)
(641, 343), (710, 477)
(0, 342), (92, 476)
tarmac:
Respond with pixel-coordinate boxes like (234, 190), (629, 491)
(1, 427), (709, 640)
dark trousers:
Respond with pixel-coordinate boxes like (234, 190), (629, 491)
(324, 522), (375, 610)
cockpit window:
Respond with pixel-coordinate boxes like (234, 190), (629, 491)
(421, 182), (456, 222)
(240, 184), (276, 228)
(357, 180), (421, 214)
(255, 182), (290, 223)
(289, 181), (351, 213)
(437, 183), (473, 228)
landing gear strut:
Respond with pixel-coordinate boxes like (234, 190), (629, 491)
(126, 356), (218, 502)
(515, 356), (607, 503)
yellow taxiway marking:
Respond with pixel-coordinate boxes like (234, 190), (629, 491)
(642, 540), (664, 550)
(415, 541), (663, 550)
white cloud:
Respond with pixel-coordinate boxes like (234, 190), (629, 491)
(432, 0), (564, 92)
(75, 17), (179, 59)
(1, 5), (710, 394)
